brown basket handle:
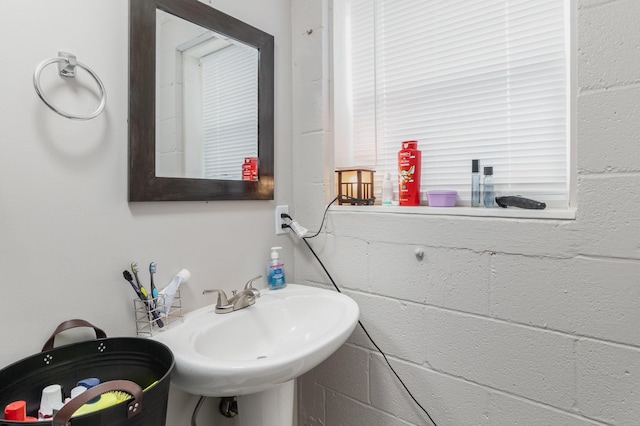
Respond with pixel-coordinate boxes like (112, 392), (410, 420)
(51, 380), (143, 426)
(41, 319), (107, 352)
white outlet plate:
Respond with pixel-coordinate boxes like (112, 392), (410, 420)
(275, 205), (289, 235)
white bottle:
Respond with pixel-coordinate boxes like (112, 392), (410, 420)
(267, 247), (286, 290)
(382, 172), (394, 205)
(158, 269), (190, 315)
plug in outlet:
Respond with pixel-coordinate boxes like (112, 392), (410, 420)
(275, 205), (289, 235)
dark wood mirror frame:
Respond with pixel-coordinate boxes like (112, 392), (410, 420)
(129, 0), (274, 201)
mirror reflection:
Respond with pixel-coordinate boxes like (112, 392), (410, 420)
(156, 10), (259, 181)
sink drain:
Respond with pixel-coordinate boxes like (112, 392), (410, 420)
(256, 355), (267, 359)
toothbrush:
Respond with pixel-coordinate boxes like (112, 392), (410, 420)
(122, 270), (144, 300)
(130, 262), (149, 299)
(123, 270), (164, 328)
(149, 262), (158, 300)
(149, 262), (158, 310)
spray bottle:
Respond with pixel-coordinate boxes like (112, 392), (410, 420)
(267, 247), (286, 290)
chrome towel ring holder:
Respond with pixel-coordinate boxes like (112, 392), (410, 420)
(33, 51), (106, 120)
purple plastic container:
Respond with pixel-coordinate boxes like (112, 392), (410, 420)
(426, 190), (457, 207)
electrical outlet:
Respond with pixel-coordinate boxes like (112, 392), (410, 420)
(275, 205), (289, 235)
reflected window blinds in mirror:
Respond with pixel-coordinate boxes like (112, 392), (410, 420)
(129, 0), (274, 201)
(156, 11), (258, 181)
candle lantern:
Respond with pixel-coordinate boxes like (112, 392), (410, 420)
(335, 168), (375, 205)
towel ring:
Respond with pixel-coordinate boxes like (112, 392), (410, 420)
(33, 52), (106, 121)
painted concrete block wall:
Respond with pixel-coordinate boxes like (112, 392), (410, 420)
(292, 0), (640, 425)
(0, 1), (291, 424)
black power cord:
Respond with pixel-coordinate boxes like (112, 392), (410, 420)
(282, 204), (438, 425)
(301, 195), (338, 239)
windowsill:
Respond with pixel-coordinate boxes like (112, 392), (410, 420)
(330, 204), (576, 220)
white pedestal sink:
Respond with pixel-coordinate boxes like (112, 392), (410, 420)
(236, 380), (294, 426)
(152, 284), (359, 425)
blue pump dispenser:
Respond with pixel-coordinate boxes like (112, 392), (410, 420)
(267, 246), (286, 290)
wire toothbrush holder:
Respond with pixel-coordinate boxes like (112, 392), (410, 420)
(133, 290), (183, 337)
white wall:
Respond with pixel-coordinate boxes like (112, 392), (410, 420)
(293, 0), (640, 425)
(0, 0), (292, 424)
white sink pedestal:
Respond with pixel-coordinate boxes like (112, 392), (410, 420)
(237, 380), (295, 426)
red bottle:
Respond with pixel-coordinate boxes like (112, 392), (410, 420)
(398, 140), (421, 206)
(242, 157), (259, 181)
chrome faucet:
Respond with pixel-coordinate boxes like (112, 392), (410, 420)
(203, 275), (262, 314)
(243, 275), (262, 299)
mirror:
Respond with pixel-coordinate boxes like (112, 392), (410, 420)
(129, 0), (274, 201)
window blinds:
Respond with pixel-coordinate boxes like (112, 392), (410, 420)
(337, 0), (570, 207)
(201, 44), (258, 180)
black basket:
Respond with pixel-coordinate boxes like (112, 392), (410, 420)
(0, 320), (174, 426)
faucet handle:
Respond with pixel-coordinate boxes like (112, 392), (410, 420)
(243, 275), (263, 298)
(202, 289), (231, 309)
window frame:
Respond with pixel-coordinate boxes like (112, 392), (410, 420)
(329, 0), (577, 218)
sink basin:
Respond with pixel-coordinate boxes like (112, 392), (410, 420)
(152, 284), (359, 397)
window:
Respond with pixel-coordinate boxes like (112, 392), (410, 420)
(333, 0), (573, 208)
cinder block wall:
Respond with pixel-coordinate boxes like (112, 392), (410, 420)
(292, 0), (640, 425)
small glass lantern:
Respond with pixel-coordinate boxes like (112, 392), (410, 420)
(335, 168), (375, 205)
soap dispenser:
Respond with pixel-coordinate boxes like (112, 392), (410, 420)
(267, 246), (286, 290)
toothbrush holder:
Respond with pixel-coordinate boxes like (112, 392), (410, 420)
(133, 291), (183, 337)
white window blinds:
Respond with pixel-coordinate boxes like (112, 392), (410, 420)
(201, 44), (258, 180)
(334, 0), (571, 207)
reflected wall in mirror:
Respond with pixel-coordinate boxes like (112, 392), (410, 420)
(129, 0), (274, 201)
